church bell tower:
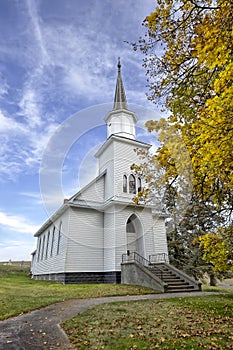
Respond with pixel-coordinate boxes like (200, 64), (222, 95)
(104, 58), (137, 140)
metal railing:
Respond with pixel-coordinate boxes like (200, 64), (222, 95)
(149, 253), (169, 264)
(122, 251), (163, 280)
(122, 251), (150, 266)
(149, 253), (198, 278)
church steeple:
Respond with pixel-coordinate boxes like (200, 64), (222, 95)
(104, 59), (137, 140)
(113, 57), (128, 110)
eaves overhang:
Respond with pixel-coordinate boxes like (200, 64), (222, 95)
(95, 134), (151, 158)
(34, 204), (69, 237)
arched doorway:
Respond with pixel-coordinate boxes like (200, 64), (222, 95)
(126, 214), (145, 257)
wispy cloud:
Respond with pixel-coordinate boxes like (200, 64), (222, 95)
(25, 0), (50, 65)
(0, 211), (40, 234)
(0, 239), (36, 261)
(0, 0), (155, 182)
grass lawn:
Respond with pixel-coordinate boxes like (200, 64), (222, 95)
(0, 265), (155, 320)
(1, 265), (233, 349)
(62, 293), (233, 350)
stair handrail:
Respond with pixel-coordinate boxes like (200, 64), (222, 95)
(122, 251), (164, 280)
(122, 251), (150, 266)
(149, 253), (169, 263)
(149, 253), (199, 277)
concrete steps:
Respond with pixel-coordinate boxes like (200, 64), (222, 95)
(147, 263), (200, 293)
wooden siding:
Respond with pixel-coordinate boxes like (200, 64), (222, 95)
(77, 173), (105, 202)
(152, 216), (169, 256)
(31, 209), (69, 276)
(103, 208), (116, 271)
(65, 207), (104, 272)
(114, 206), (140, 270)
(97, 141), (114, 200)
(113, 139), (144, 197)
(97, 137), (148, 202)
(32, 133), (168, 278)
(98, 141), (114, 174)
(114, 205), (167, 271)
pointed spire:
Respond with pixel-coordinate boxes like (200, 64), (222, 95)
(113, 57), (128, 110)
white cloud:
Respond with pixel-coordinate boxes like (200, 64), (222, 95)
(0, 211), (39, 234)
(19, 191), (43, 203)
(0, 111), (25, 133)
(0, 240), (36, 262)
(25, 0), (50, 65)
(18, 88), (43, 128)
(0, 0), (157, 183)
(0, 75), (9, 97)
(0, 112), (59, 180)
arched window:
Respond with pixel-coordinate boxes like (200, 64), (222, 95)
(129, 174), (136, 194)
(57, 222), (62, 255)
(37, 237), (41, 262)
(41, 235), (45, 260)
(45, 230), (50, 259)
(50, 226), (55, 257)
(123, 175), (127, 193)
(138, 177), (142, 193)
(126, 215), (136, 233)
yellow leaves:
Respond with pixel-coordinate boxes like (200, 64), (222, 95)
(192, 2), (233, 69)
(137, 1), (233, 272)
(197, 231), (233, 272)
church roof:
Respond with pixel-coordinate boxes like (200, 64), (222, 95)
(113, 57), (128, 110)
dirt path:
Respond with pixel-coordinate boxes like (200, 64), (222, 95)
(0, 291), (219, 350)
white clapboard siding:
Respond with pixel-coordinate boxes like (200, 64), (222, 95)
(32, 209), (69, 275)
(32, 128), (168, 278)
(97, 140), (114, 173)
(114, 206), (143, 270)
(103, 207), (116, 271)
(78, 173), (105, 202)
(114, 205), (165, 270)
(96, 143), (114, 200)
(65, 207), (104, 272)
(153, 216), (169, 255)
(114, 145), (136, 196)
(103, 164), (114, 200)
(113, 138), (149, 196)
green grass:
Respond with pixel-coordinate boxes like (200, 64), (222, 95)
(0, 265), (155, 320)
(2, 265), (233, 349)
(62, 293), (233, 350)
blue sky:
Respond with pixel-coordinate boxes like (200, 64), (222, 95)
(0, 0), (162, 262)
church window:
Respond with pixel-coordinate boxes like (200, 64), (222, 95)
(129, 174), (136, 194)
(45, 230), (50, 259)
(41, 235), (45, 260)
(138, 177), (142, 193)
(123, 175), (127, 193)
(126, 216), (136, 233)
(51, 226), (55, 257)
(57, 222), (62, 255)
(37, 237), (41, 262)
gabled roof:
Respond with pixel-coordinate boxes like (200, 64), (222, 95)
(34, 171), (107, 237)
(68, 170), (106, 202)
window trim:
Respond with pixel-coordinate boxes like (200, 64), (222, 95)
(45, 230), (50, 260)
(123, 174), (142, 195)
(57, 222), (62, 255)
(50, 226), (55, 257)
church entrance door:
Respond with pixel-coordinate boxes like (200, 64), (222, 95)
(126, 214), (144, 257)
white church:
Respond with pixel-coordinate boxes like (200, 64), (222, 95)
(31, 59), (169, 285)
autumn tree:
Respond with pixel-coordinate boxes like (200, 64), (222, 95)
(133, 0), (233, 272)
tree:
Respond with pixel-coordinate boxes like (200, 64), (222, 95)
(133, 0), (233, 272)
(197, 227), (233, 272)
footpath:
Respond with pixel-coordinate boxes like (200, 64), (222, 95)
(0, 291), (218, 350)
